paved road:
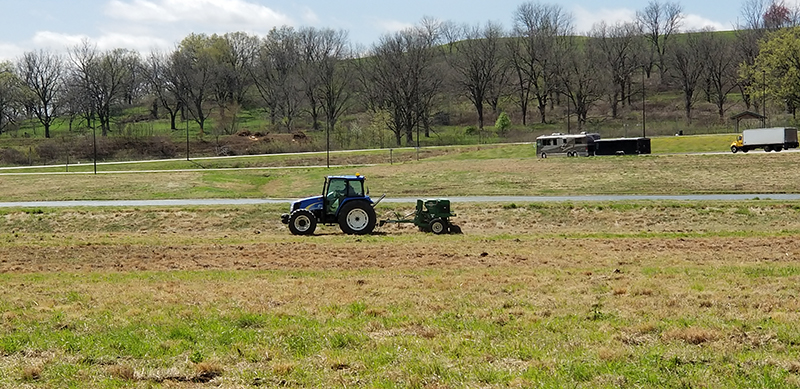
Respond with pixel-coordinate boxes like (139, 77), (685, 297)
(1, 194), (799, 208)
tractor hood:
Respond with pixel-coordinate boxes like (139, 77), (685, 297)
(291, 195), (324, 212)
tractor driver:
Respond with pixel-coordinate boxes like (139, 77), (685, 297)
(326, 179), (348, 214)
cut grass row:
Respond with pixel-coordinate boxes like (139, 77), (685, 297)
(2, 201), (800, 239)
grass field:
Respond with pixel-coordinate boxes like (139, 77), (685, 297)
(0, 136), (797, 202)
(2, 138), (800, 388)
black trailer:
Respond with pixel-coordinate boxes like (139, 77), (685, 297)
(594, 137), (651, 156)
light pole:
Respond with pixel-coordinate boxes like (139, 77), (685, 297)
(326, 126), (330, 168)
(642, 66), (647, 138)
(92, 116), (97, 175)
(762, 70), (767, 127)
(416, 124), (420, 161)
(566, 93), (571, 134)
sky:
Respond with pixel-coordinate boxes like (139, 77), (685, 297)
(0, 0), (766, 61)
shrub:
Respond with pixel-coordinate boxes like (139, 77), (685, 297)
(495, 112), (511, 134)
(0, 147), (28, 165)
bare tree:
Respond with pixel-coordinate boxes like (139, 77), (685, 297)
(667, 31), (706, 123)
(560, 39), (606, 129)
(251, 27), (304, 132)
(297, 27), (327, 132)
(295, 28), (351, 139)
(0, 62), (23, 135)
(591, 21), (644, 119)
(740, 0), (769, 29)
(211, 32), (259, 134)
(69, 41), (139, 136)
(511, 2), (574, 124)
(17, 50), (65, 138)
(700, 31), (740, 121)
(736, 0), (769, 110)
(637, 0), (684, 79)
(358, 26), (442, 146)
(316, 32), (353, 147)
(447, 21), (507, 132)
(142, 51), (183, 130)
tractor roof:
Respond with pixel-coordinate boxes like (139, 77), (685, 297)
(327, 174), (365, 180)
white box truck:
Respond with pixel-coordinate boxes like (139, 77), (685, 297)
(730, 127), (799, 153)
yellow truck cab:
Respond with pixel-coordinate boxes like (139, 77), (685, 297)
(730, 134), (744, 151)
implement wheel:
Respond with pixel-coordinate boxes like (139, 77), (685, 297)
(288, 209), (317, 236)
(430, 218), (447, 235)
(338, 201), (377, 235)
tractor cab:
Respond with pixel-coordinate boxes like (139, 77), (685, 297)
(323, 176), (367, 216)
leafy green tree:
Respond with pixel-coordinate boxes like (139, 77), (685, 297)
(171, 33), (223, 136)
(745, 26), (800, 118)
(495, 111), (511, 134)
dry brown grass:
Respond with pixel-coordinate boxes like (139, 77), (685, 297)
(107, 364), (135, 380)
(662, 327), (722, 345)
(21, 365), (42, 381)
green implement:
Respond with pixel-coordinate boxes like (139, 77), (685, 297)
(379, 199), (462, 234)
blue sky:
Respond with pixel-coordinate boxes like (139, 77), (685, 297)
(0, 0), (757, 61)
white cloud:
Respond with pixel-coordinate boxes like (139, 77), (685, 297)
(572, 5), (731, 34)
(302, 6), (320, 25)
(31, 31), (90, 51)
(573, 6), (636, 34)
(682, 14), (730, 32)
(372, 18), (415, 34)
(94, 33), (172, 53)
(0, 43), (24, 62)
(105, 0), (293, 32)
(24, 31), (169, 57)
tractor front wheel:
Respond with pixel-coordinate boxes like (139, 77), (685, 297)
(430, 218), (447, 235)
(288, 209), (317, 235)
(338, 201), (377, 235)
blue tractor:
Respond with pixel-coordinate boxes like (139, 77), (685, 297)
(280, 174), (383, 235)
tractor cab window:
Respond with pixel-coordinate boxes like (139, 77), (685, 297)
(348, 180), (364, 197)
(326, 178), (348, 214)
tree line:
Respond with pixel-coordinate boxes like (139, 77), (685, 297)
(0, 0), (798, 147)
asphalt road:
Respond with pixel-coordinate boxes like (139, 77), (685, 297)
(1, 194), (799, 208)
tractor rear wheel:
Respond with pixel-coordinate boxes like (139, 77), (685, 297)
(430, 218), (447, 235)
(338, 201), (376, 235)
(288, 209), (317, 235)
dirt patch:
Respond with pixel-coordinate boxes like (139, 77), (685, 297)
(0, 235), (796, 274)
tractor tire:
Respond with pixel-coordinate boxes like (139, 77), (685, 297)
(288, 209), (317, 235)
(338, 201), (377, 235)
(449, 224), (462, 234)
(731, 146), (738, 154)
(430, 218), (447, 235)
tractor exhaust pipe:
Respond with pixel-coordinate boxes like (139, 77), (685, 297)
(372, 193), (386, 207)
